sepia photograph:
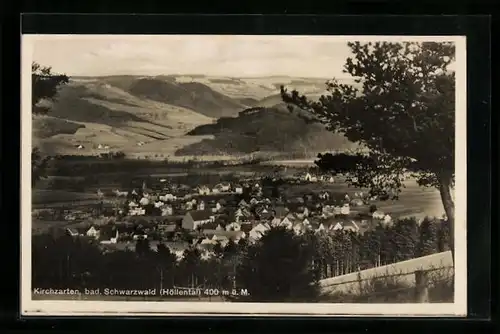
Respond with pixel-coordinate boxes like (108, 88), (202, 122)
(21, 34), (467, 316)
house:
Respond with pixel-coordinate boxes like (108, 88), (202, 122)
(285, 212), (298, 222)
(197, 185), (211, 195)
(240, 223), (253, 234)
(101, 229), (119, 244)
(332, 222), (344, 231)
(212, 188), (220, 194)
(214, 202), (224, 213)
(211, 235), (230, 247)
(182, 210), (215, 230)
(343, 220), (360, 233)
(200, 221), (219, 232)
(234, 207), (251, 222)
(249, 197), (259, 205)
(299, 206), (310, 218)
(313, 223), (326, 233)
(185, 201), (194, 210)
(66, 228), (80, 237)
(238, 199), (249, 208)
(255, 206), (272, 220)
(216, 230), (246, 243)
(350, 198), (364, 206)
(273, 206), (288, 219)
(64, 214), (77, 221)
(270, 217), (282, 227)
(129, 207), (146, 216)
(293, 222), (308, 235)
(319, 191), (330, 200)
(139, 197), (150, 206)
(200, 237), (216, 246)
(383, 214), (393, 224)
(234, 185), (244, 194)
(249, 223), (270, 241)
(215, 182), (231, 192)
(154, 201), (165, 208)
(161, 205), (174, 216)
(164, 241), (190, 261)
(86, 226), (100, 239)
(215, 224), (225, 231)
(279, 217), (293, 229)
(159, 193), (176, 202)
(197, 200), (206, 211)
(323, 205), (336, 216)
(354, 191), (365, 198)
(320, 175), (335, 183)
(225, 222), (241, 232)
(262, 197), (272, 205)
(372, 210), (385, 220)
(340, 204), (350, 215)
(158, 224), (177, 234)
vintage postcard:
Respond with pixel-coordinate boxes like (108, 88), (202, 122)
(21, 34), (467, 317)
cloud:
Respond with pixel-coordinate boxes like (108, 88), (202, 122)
(31, 35), (352, 77)
(30, 35), (460, 78)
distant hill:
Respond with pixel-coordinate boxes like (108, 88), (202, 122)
(32, 74), (359, 159)
(33, 79), (214, 156)
(176, 103), (358, 158)
(106, 78), (246, 118)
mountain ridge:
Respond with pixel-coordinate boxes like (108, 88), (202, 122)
(33, 75), (358, 159)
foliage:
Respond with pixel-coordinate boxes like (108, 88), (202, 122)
(31, 216), (450, 300)
(32, 147), (52, 187)
(281, 41), (456, 257)
(32, 62), (69, 113)
(417, 217), (440, 256)
(235, 227), (320, 302)
(31, 62), (69, 187)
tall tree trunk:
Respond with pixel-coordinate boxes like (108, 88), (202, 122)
(438, 174), (455, 264)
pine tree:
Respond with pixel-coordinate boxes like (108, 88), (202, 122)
(235, 227), (319, 302)
(417, 217), (440, 256)
(392, 218), (419, 262)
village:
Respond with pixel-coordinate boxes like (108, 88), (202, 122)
(33, 170), (398, 262)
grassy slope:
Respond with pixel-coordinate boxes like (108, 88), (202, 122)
(32, 75), (359, 158)
(33, 79), (214, 156)
(118, 78), (246, 118)
(176, 103), (358, 158)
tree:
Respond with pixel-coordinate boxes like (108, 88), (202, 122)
(281, 41), (456, 261)
(32, 62), (69, 113)
(135, 237), (152, 256)
(31, 62), (69, 187)
(155, 244), (178, 289)
(235, 227), (320, 302)
(180, 247), (202, 288)
(417, 217), (440, 256)
(31, 147), (52, 187)
(391, 218), (419, 262)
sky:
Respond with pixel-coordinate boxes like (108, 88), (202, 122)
(28, 35), (354, 78)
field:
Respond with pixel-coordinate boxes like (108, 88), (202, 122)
(32, 190), (100, 205)
(281, 180), (443, 219)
